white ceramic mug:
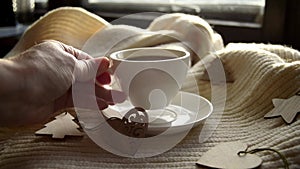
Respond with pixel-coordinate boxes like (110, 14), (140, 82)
(110, 47), (190, 110)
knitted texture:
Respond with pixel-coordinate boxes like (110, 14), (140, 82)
(1, 7), (299, 169)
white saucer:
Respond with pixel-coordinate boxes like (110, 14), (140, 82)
(103, 91), (213, 135)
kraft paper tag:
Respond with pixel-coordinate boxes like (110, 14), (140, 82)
(196, 142), (262, 169)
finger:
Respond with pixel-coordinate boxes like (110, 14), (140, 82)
(95, 85), (126, 104)
(41, 40), (93, 60)
(74, 57), (109, 82)
(96, 97), (109, 110)
(71, 92), (109, 110)
(73, 82), (126, 103)
(96, 72), (111, 85)
(95, 57), (110, 76)
(72, 92), (109, 110)
(75, 50), (93, 60)
(59, 42), (93, 60)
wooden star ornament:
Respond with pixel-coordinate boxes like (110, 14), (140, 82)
(265, 95), (300, 124)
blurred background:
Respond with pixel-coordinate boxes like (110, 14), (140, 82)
(0, 0), (299, 57)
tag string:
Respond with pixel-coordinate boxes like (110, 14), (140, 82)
(238, 148), (289, 169)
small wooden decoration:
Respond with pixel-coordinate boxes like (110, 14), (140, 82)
(196, 142), (262, 169)
(35, 112), (83, 139)
(265, 95), (300, 124)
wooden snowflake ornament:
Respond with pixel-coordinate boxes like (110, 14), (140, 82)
(35, 112), (83, 139)
(265, 95), (300, 124)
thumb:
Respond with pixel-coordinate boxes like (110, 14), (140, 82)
(74, 57), (110, 82)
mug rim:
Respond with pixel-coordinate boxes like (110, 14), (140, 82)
(110, 47), (190, 63)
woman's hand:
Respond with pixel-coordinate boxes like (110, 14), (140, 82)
(0, 40), (125, 126)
